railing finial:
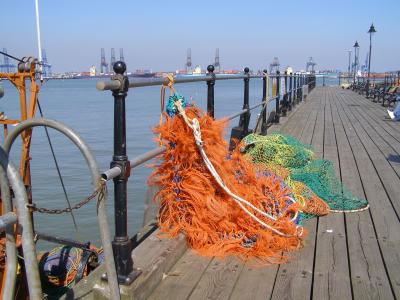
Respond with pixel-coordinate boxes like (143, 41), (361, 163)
(113, 60), (126, 74)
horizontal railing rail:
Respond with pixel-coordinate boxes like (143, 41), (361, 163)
(96, 61), (316, 284)
(97, 73), (308, 91)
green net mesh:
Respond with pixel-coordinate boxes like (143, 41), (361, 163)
(290, 160), (368, 211)
(242, 133), (368, 213)
(242, 133), (314, 169)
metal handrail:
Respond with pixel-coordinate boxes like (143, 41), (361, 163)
(99, 75), (314, 179)
(0, 147), (42, 299)
(0, 166), (18, 300)
(3, 118), (120, 300)
(96, 73), (308, 91)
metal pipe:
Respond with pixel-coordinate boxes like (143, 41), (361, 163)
(130, 146), (166, 168)
(0, 147), (42, 299)
(3, 118), (120, 299)
(35, 231), (91, 250)
(0, 212), (17, 231)
(34, 0), (43, 80)
(101, 166), (122, 181)
(0, 166), (17, 300)
(97, 74), (264, 91)
(0, 86), (4, 99)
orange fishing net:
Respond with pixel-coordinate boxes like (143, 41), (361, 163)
(149, 106), (305, 263)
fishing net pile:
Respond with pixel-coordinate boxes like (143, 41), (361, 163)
(241, 133), (369, 215)
(149, 93), (305, 263)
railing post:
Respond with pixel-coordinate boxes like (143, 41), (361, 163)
(299, 74), (303, 101)
(282, 71), (288, 116)
(110, 61), (140, 284)
(261, 69), (268, 135)
(293, 73), (297, 105)
(289, 72), (293, 110)
(206, 65), (216, 118)
(229, 67), (251, 150)
(240, 67), (251, 134)
(275, 70), (280, 123)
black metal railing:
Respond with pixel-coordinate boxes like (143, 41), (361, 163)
(97, 62), (315, 283)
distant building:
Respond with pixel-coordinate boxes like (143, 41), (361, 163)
(90, 66), (96, 76)
(193, 65), (202, 75)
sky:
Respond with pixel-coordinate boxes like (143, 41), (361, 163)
(1, 0), (399, 73)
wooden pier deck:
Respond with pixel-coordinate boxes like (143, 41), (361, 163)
(146, 86), (400, 300)
(77, 86), (400, 300)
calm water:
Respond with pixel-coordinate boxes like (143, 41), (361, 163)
(0, 75), (332, 249)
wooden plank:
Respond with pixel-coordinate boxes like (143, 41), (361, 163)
(311, 88), (352, 300)
(229, 262), (278, 300)
(91, 230), (187, 299)
(350, 104), (400, 178)
(339, 92), (400, 179)
(330, 88), (394, 299)
(334, 91), (400, 299)
(148, 250), (212, 300)
(349, 90), (400, 132)
(270, 88), (322, 300)
(188, 257), (244, 300)
(336, 91), (400, 219)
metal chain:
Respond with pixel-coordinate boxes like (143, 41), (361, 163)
(27, 181), (106, 214)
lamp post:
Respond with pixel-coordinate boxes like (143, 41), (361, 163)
(353, 41), (359, 84)
(366, 23), (376, 97)
(347, 49), (352, 81)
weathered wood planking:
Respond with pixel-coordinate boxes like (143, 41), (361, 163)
(270, 87), (322, 300)
(312, 88), (352, 299)
(148, 250), (212, 300)
(334, 88), (400, 298)
(338, 93), (400, 216)
(330, 88), (394, 299)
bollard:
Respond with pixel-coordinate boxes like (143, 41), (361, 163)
(206, 65), (216, 118)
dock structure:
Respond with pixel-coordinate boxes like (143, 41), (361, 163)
(73, 85), (400, 299)
(148, 87), (400, 300)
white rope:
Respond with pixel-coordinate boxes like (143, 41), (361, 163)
(174, 101), (303, 238)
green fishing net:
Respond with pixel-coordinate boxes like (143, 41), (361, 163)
(242, 133), (314, 169)
(242, 133), (368, 213)
(290, 160), (368, 211)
